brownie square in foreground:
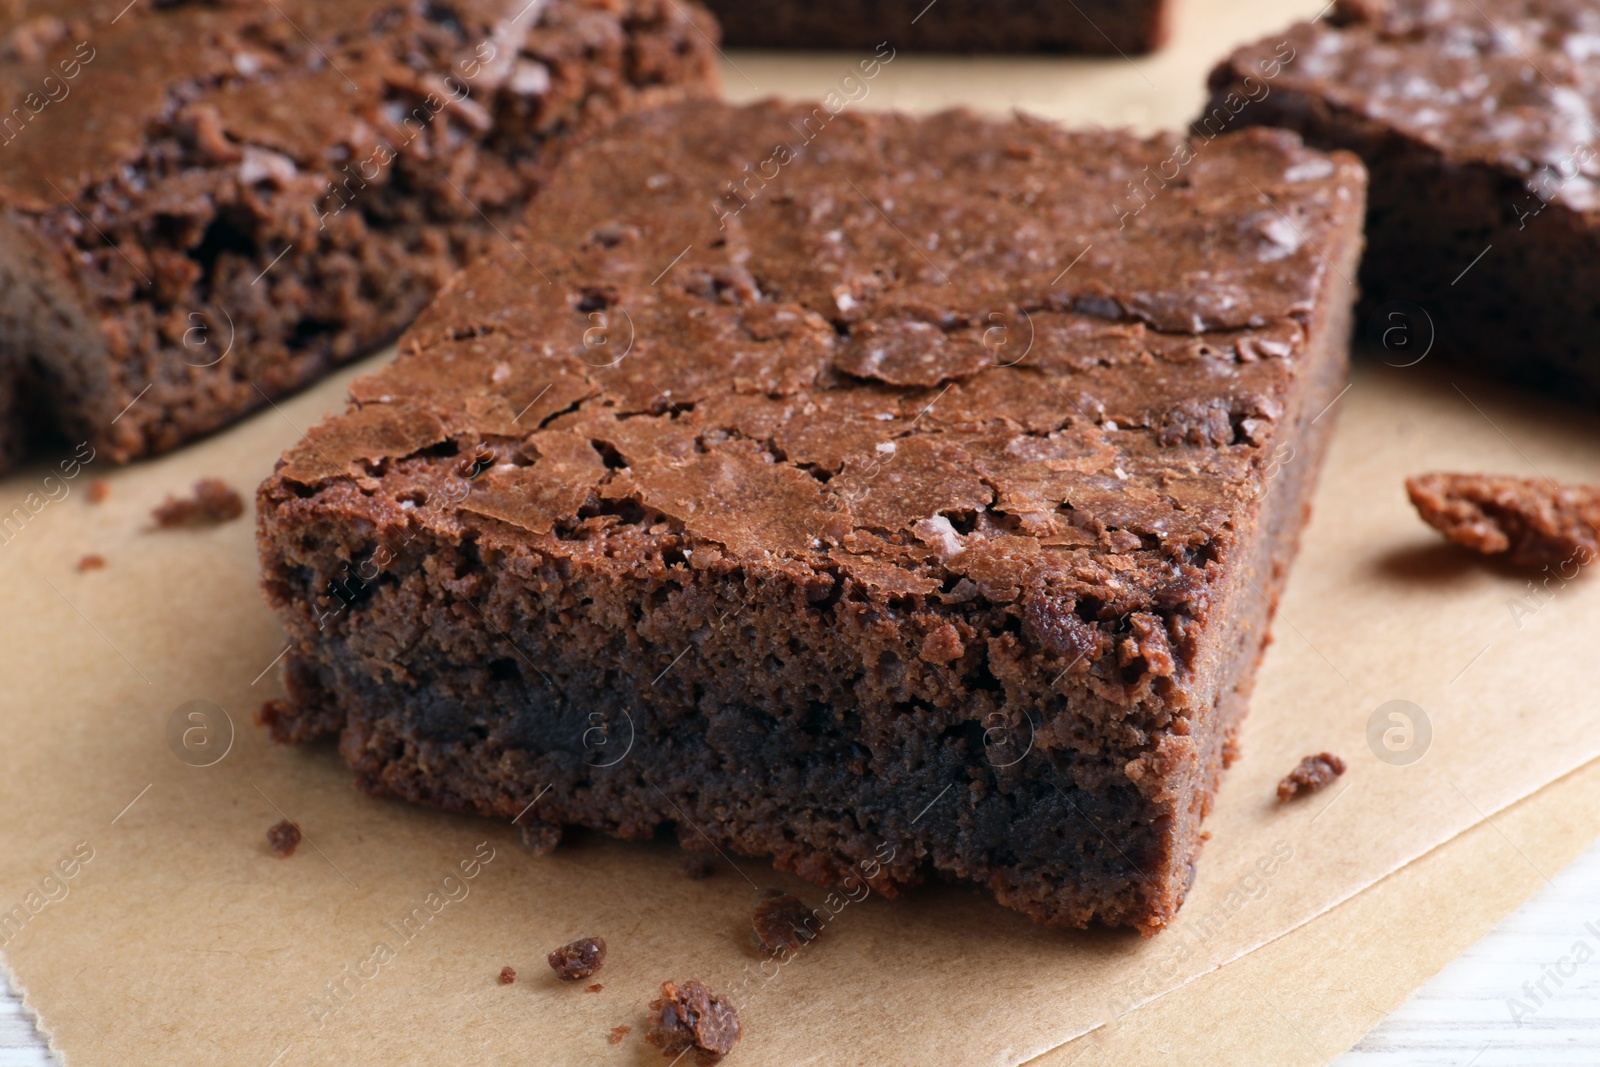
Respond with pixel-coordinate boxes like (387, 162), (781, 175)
(1208, 0), (1600, 402)
(258, 100), (1365, 933)
(0, 0), (717, 473)
(698, 0), (1171, 54)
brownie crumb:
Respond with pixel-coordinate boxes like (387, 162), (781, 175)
(519, 819), (562, 856)
(76, 554), (106, 573)
(643, 979), (742, 1062)
(1276, 753), (1346, 802)
(548, 936), (606, 981)
(682, 855), (716, 880)
(752, 892), (821, 955)
(86, 479), (109, 504)
(497, 966), (516, 985)
(1406, 472), (1600, 569)
(152, 478), (245, 527)
(266, 818), (302, 856)
(609, 1024), (632, 1045)
(644, 980), (741, 1065)
(586, 982), (603, 993)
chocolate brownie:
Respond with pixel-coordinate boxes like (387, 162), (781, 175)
(1207, 0), (1600, 401)
(700, 0), (1170, 54)
(0, 0), (717, 474)
(257, 100), (1366, 933)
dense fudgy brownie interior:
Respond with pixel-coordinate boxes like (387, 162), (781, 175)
(698, 0), (1170, 54)
(1208, 0), (1600, 401)
(0, 0), (717, 472)
(258, 101), (1365, 933)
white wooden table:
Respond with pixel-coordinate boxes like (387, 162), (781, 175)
(7, 837), (1600, 1064)
(1337, 841), (1600, 1065)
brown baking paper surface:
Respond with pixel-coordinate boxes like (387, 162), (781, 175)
(1033, 758), (1600, 1067)
(7, 0), (1600, 1063)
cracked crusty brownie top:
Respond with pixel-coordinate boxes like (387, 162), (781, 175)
(272, 100), (1363, 652)
(1225, 0), (1600, 211)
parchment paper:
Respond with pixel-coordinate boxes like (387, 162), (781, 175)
(7, 0), (1600, 1062)
(1038, 756), (1600, 1066)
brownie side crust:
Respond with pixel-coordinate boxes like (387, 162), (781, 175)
(1206, 0), (1600, 401)
(0, 0), (718, 474)
(258, 101), (1366, 933)
(699, 0), (1170, 54)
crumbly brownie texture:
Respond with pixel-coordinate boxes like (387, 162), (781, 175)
(548, 936), (606, 980)
(151, 478), (245, 527)
(0, 0), (717, 474)
(1275, 752), (1344, 801)
(645, 980), (740, 1065)
(699, 0), (1170, 53)
(1407, 472), (1600, 568)
(257, 100), (1366, 933)
(1208, 0), (1600, 401)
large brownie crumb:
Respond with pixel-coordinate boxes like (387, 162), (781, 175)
(1407, 473), (1600, 569)
(644, 980), (740, 1065)
(752, 893), (821, 956)
(547, 937), (605, 981)
(257, 100), (1366, 933)
(266, 819), (302, 857)
(152, 479), (244, 527)
(1276, 753), (1346, 802)
(497, 966), (516, 985)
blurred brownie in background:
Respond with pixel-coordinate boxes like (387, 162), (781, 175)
(0, 0), (718, 472)
(1208, 0), (1600, 401)
(702, 0), (1171, 54)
